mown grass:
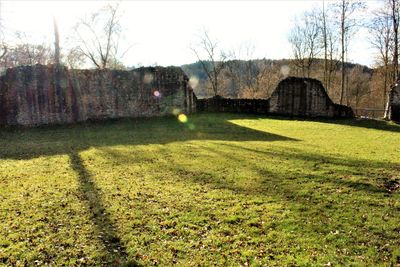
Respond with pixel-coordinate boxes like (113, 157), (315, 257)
(0, 113), (399, 266)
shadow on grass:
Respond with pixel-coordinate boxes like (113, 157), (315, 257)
(266, 115), (400, 133)
(94, 131), (399, 264)
(215, 142), (397, 194)
(69, 150), (139, 266)
(0, 114), (298, 160)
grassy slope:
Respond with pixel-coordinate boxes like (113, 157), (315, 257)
(0, 113), (399, 266)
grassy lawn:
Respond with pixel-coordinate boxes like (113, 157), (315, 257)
(0, 113), (399, 266)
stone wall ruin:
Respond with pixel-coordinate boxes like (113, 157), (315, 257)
(0, 65), (196, 126)
(268, 77), (353, 118)
(197, 77), (354, 118)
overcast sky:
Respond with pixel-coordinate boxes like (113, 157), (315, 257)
(1, 0), (380, 67)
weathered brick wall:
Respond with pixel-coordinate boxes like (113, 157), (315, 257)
(389, 84), (400, 122)
(197, 77), (354, 118)
(0, 65), (196, 126)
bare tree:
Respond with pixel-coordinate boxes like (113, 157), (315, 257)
(317, 1), (340, 93)
(64, 46), (86, 69)
(348, 65), (371, 109)
(288, 9), (321, 78)
(0, 32), (52, 68)
(191, 30), (227, 96)
(390, 0), (399, 81)
(224, 59), (242, 98)
(73, 4), (127, 69)
(321, 1), (329, 87)
(333, 0), (366, 105)
(0, 0), (7, 61)
(239, 44), (267, 98)
(369, 3), (394, 110)
(239, 59), (281, 99)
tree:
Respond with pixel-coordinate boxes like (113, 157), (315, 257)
(191, 30), (227, 96)
(224, 59), (242, 98)
(64, 46), (86, 69)
(73, 4), (126, 69)
(369, 3), (394, 110)
(0, 0), (7, 62)
(390, 0), (399, 82)
(333, 0), (366, 105)
(288, 9), (321, 78)
(0, 32), (53, 68)
(239, 59), (283, 99)
(347, 65), (370, 109)
(239, 44), (270, 98)
(317, 1), (340, 93)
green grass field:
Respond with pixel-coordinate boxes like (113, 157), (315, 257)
(0, 113), (399, 266)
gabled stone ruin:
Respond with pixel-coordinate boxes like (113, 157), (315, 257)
(389, 83), (400, 123)
(0, 65), (196, 126)
(268, 77), (353, 118)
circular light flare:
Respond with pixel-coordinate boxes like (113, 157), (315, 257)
(280, 65), (290, 76)
(172, 108), (181, 116)
(153, 90), (161, 97)
(178, 113), (188, 123)
(188, 123), (195, 130)
(189, 76), (199, 89)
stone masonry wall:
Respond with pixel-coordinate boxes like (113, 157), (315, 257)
(197, 77), (353, 118)
(0, 65), (196, 126)
(268, 77), (353, 118)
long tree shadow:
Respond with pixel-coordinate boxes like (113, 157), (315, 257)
(95, 138), (400, 264)
(266, 115), (400, 133)
(0, 114), (298, 160)
(216, 142), (399, 194)
(69, 150), (139, 266)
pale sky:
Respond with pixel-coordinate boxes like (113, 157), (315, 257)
(1, 0), (381, 68)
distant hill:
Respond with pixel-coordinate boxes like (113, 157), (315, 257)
(181, 58), (373, 81)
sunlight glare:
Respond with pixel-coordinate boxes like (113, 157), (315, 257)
(153, 90), (161, 97)
(144, 73), (154, 84)
(178, 113), (188, 123)
(280, 65), (290, 76)
(172, 108), (181, 115)
(189, 76), (199, 89)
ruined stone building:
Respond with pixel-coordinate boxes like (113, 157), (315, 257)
(268, 77), (353, 118)
(197, 77), (354, 118)
(0, 65), (196, 126)
(0, 66), (355, 127)
(389, 83), (400, 123)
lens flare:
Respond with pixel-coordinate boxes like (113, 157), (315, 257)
(280, 65), (290, 76)
(189, 76), (199, 89)
(178, 113), (188, 123)
(153, 90), (161, 97)
(172, 108), (181, 115)
(143, 73), (154, 84)
(188, 123), (196, 130)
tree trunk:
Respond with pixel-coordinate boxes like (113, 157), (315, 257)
(53, 17), (60, 66)
(393, 0), (399, 82)
(340, 0), (345, 105)
(323, 0), (328, 90)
